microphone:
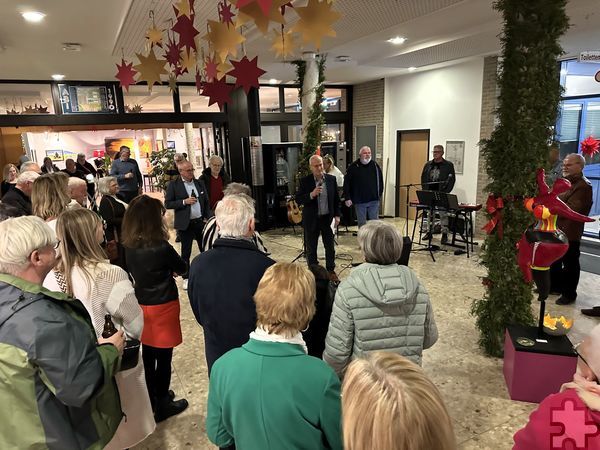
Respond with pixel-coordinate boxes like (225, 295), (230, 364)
(317, 180), (323, 188)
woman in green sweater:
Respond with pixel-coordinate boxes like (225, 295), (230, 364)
(206, 262), (342, 450)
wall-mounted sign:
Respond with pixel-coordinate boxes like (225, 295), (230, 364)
(59, 84), (117, 114)
(445, 140), (465, 174)
(578, 51), (600, 64)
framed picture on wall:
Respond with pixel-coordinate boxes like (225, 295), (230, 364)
(46, 149), (63, 162)
(166, 141), (176, 149)
(156, 139), (164, 151)
(445, 140), (465, 174)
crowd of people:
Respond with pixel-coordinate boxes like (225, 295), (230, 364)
(0, 143), (596, 450)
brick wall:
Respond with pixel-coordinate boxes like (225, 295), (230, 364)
(475, 56), (499, 233)
(352, 79), (385, 164)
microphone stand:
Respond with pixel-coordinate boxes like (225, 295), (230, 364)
(397, 182), (423, 237)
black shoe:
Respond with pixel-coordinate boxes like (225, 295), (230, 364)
(582, 307), (600, 317)
(155, 398), (189, 423)
(555, 296), (575, 305)
(441, 233), (448, 245)
(168, 389), (175, 400)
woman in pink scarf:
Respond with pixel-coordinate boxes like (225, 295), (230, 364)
(513, 325), (600, 449)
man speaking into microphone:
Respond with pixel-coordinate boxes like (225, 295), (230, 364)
(420, 144), (456, 244)
(296, 155), (341, 282)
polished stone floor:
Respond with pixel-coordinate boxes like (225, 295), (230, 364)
(133, 218), (600, 450)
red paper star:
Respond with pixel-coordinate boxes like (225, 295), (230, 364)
(219, 1), (235, 25)
(172, 13), (199, 51)
(115, 59), (137, 91)
(195, 69), (204, 94)
(204, 56), (219, 82)
(228, 56), (266, 94)
(164, 37), (182, 67)
(236, 0), (273, 17)
(201, 78), (235, 109)
(174, 62), (187, 77)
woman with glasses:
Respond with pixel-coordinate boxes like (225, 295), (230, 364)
(513, 324), (600, 449)
(121, 195), (189, 422)
(43, 209), (155, 449)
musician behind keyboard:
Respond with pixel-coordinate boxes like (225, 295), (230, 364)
(420, 144), (456, 244)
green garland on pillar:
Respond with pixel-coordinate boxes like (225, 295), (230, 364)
(150, 148), (176, 191)
(471, 0), (569, 356)
(292, 55), (327, 179)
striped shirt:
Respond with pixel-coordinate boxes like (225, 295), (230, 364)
(201, 215), (268, 254)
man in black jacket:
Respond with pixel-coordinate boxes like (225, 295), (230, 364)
(188, 194), (275, 374)
(420, 144), (456, 243)
(296, 155), (341, 281)
(343, 146), (384, 227)
(165, 161), (211, 290)
(1, 171), (38, 215)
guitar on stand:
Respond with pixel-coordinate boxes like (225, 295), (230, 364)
(286, 196), (302, 234)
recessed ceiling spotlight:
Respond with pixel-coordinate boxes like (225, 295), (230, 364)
(408, 67), (417, 72)
(51, 74), (65, 80)
(268, 78), (278, 85)
(335, 55), (352, 63)
(387, 36), (406, 45)
(22, 11), (46, 23)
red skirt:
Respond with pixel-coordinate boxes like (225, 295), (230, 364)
(140, 300), (182, 348)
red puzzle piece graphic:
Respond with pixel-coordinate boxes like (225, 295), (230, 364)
(551, 399), (600, 449)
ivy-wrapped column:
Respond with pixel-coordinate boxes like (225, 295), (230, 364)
(472, 0), (569, 356)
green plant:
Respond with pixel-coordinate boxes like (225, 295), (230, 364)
(292, 55), (327, 179)
(150, 148), (176, 191)
(471, 0), (569, 357)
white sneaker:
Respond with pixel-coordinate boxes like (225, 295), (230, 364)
(183, 279), (188, 290)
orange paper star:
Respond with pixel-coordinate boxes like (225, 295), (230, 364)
(203, 20), (246, 61)
(174, 0), (192, 18)
(290, 0), (341, 49)
(145, 24), (164, 48)
(270, 28), (297, 59)
(134, 50), (168, 91)
(180, 48), (197, 73)
(237, 0), (287, 34)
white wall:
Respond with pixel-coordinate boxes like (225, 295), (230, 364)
(383, 58), (484, 215)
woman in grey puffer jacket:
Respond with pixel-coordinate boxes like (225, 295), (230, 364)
(324, 221), (438, 377)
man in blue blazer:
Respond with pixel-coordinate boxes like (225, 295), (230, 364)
(165, 161), (211, 289)
(296, 155), (341, 281)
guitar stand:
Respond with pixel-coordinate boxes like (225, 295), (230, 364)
(412, 205), (446, 262)
(291, 227), (307, 264)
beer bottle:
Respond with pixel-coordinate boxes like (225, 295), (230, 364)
(102, 314), (118, 338)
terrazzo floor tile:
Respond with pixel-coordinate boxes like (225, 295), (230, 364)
(132, 218), (600, 449)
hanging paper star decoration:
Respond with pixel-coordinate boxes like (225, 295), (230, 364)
(216, 58), (233, 80)
(234, 0), (274, 17)
(270, 28), (297, 59)
(115, 59), (138, 91)
(164, 37), (182, 67)
(219, 1), (235, 25)
(168, 73), (178, 93)
(203, 20), (245, 61)
(291, 0), (341, 49)
(204, 55), (219, 82)
(174, 0), (193, 18)
(236, 0), (287, 34)
(134, 50), (168, 91)
(228, 56), (266, 94)
(201, 78), (235, 109)
(145, 24), (164, 48)
(172, 14), (200, 51)
(581, 136), (600, 157)
(180, 48), (197, 73)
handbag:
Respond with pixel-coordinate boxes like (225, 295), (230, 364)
(53, 269), (139, 371)
(103, 198), (120, 262)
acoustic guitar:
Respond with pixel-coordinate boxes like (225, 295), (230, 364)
(287, 198), (303, 225)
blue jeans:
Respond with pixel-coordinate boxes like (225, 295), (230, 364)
(355, 200), (380, 227)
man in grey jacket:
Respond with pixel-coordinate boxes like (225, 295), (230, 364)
(324, 221), (438, 376)
(110, 146), (143, 203)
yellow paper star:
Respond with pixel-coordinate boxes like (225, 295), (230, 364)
(145, 24), (164, 48)
(290, 0), (341, 49)
(237, 0), (288, 35)
(168, 74), (178, 93)
(235, 11), (253, 29)
(270, 28), (298, 59)
(203, 20), (246, 62)
(134, 50), (168, 91)
(180, 48), (197, 73)
(174, 0), (192, 18)
(216, 59), (233, 80)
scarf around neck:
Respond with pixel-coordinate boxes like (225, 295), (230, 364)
(249, 326), (308, 354)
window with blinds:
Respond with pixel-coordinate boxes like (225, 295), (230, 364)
(558, 104), (582, 141)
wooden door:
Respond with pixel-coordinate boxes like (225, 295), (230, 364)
(398, 131), (429, 220)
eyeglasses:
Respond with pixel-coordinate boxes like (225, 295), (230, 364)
(573, 342), (590, 368)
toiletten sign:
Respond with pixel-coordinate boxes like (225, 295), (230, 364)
(578, 51), (600, 63)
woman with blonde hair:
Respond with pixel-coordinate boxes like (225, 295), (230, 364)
(342, 352), (455, 450)
(32, 172), (71, 231)
(1, 163), (18, 197)
(43, 208), (155, 449)
(206, 262), (342, 450)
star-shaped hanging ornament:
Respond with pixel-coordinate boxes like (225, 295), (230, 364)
(134, 50), (168, 91)
(179, 48), (197, 73)
(203, 20), (245, 61)
(270, 28), (297, 59)
(195, 69), (204, 94)
(219, 1), (236, 25)
(115, 59), (138, 91)
(228, 56), (266, 94)
(204, 55), (219, 82)
(216, 59), (233, 80)
(164, 37), (182, 67)
(146, 24), (164, 48)
(174, 62), (186, 78)
(168, 74), (178, 93)
(234, 0), (274, 17)
(236, 0), (287, 34)
(172, 13), (200, 51)
(291, 0), (341, 49)
(173, 0), (193, 18)
(201, 78), (234, 109)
